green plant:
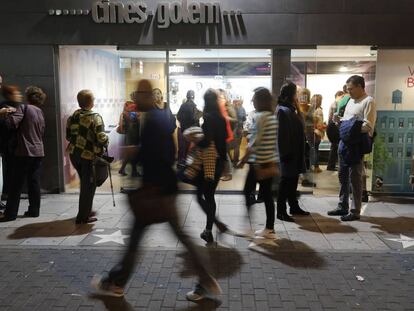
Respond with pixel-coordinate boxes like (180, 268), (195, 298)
(369, 136), (393, 175)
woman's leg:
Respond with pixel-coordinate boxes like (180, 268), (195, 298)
(243, 165), (257, 213)
(259, 177), (275, 230)
(26, 157), (42, 216)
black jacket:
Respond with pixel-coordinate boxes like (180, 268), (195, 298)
(0, 100), (21, 154)
(277, 102), (306, 177)
(177, 100), (200, 131)
(198, 113), (227, 161)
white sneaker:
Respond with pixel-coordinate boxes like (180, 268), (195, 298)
(186, 278), (222, 305)
(254, 228), (277, 239)
(91, 275), (124, 298)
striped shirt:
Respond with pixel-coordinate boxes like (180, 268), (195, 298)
(248, 111), (279, 163)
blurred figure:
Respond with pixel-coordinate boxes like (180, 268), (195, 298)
(0, 85), (23, 206)
(217, 89), (234, 181)
(244, 107), (266, 204)
(153, 88), (177, 159)
(238, 88), (279, 238)
(117, 100), (140, 177)
(66, 90), (109, 224)
(0, 86), (45, 222)
(311, 94), (325, 173)
(92, 80), (222, 304)
(326, 91), (345, 171)
(232, 98), (246, 166)
(297, 88), (316, 188)
(177, 90), (201, 166)
(276, 82), (309, 222)
(196, 89), (229, 243)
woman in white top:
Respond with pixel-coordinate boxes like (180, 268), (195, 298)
(238, 88), (279, 239)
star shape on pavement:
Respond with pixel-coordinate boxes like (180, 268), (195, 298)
(93, 230), (129, 245)
(386, 234), (414, 249)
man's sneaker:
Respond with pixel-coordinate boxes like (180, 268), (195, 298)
(200, 230), (214, 243)
(341, 213), (360, 221)
(254, 228), (277, 239)
(327, 204), (349, 216)
(91, 275), (124, 298)
(186, 280), (222, 304)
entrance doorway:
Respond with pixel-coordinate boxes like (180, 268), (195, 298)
(58, 46), (376, 197)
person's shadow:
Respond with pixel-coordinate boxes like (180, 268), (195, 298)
(295, 213), (358, 234)
(177, 244), (243, 280)
(248, 238), (327, 269)
(7, 218), (93, 239)
(360, 216), (414, 234)
(89, 294), (134, 311)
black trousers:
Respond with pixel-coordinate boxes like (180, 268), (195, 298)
(5, 156), (42, 219)
(277, 175), (300, 214)
(327, 143), (338, 170)
(1, 152), (12, 200)
(195, 159), (224, 231)
(243, 165), (275, 230)
(70, 154), (96, 222)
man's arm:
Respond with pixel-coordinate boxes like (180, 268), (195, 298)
(362, 99), (377, 135)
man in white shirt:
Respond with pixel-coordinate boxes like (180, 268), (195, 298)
(328, 75), (377, 221)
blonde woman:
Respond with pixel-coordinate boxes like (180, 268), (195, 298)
(311, 94), (325, 173)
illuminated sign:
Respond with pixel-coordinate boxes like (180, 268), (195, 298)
(91, 0), (225, 28)
(49, 0), (242, 29)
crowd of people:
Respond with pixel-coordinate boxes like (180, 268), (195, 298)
(0, 75), (377, 302)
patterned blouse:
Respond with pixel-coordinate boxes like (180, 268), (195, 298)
(66, 109), (108, 160)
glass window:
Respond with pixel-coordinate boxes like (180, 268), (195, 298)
(389, 118), (395, 129)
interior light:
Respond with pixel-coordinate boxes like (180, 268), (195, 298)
(339, 66), (348, 72)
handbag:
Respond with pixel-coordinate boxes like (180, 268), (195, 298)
(254, 162), (279, 181)
(128, 186), (175, 225)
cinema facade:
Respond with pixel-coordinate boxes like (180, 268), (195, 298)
(0, 0), (413, 195)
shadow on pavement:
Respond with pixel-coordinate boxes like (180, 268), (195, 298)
(360, 216), (414, 233)
(178, 244), (243, 279)
(89, 294), (134, 311)
(249, 238), (327, 269)
(7, 218), (93, 239)
(296, 213), (358, 234)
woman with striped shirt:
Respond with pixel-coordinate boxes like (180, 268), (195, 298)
(238, 88), (279, 239)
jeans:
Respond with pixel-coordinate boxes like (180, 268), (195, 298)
(5, 156), (42, 219)
(106, 195), (211, 287)
(195, 160), (224, 231)
(277, 175), (299, 214)
(338, 154), (363, 215)
(243, 164), (275, 230)
(70, 154), (96, 222)
(313, 138), (321, 166)
(327, 143), (338, 170)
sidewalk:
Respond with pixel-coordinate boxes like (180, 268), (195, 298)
(0, 194), (413, 310)
(0, 194), (413, 252)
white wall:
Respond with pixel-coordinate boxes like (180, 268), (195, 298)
(376, 50), (414, 111)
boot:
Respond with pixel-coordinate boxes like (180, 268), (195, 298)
(277, 203), (295, 222)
